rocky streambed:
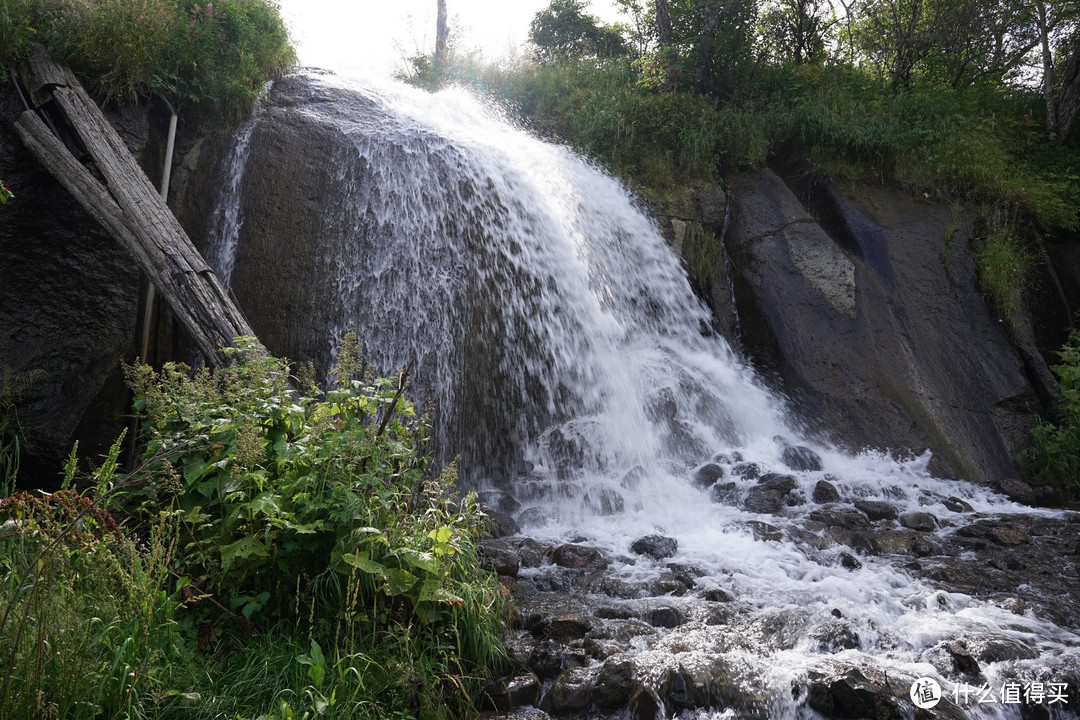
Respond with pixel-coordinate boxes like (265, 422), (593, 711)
(475, 449), (1080, 720)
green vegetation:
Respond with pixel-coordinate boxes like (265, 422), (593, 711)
(0, 0), (295, 125)
(405, 0), (1074, 235)
(1026, 331), (1080, 497)
(972, 209), (1035, 340)
(475, 58), (1080, 233)
(0, 337), (507, 719)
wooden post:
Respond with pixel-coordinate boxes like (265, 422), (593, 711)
(13, 45), (257, 366)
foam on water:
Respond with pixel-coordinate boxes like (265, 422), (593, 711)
(209, 71), (1078, 717)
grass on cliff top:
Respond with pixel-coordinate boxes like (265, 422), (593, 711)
(0, 0), (295, 126)
(473, 59), (1080, 233)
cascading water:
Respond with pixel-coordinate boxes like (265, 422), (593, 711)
(208, 72), (1079, 719)
(205, 97), (265, 290)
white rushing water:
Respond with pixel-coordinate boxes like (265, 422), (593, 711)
(208, 72), (1078, 718)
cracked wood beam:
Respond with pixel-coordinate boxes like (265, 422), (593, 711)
(14, 43), (258, 366)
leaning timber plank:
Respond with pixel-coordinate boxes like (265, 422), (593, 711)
(16, 45), (256, 366)
(18, 43), (74, 106)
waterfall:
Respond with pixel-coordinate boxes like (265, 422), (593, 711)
(208, 72), (1079, 719)
(205, 96), (266, 290)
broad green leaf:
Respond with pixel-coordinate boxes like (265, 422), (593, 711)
(427, 526), (453, 544)
(282, 519), (321, 534)
(418, 579), (464, 606)
(247, 492), (282, 517)
(183, 506), (210, 524)
(183, 457), (213, 484)
(398, 548), (439, 574)
(383, 568), (418, 596)
(220, 535), (269, 570)
(342, 552), (386, 578)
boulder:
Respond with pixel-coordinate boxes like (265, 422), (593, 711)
(485, 510), (521, 539)
(477, 490), (521, 514)
(731, 462), (761, 479)
(661, 657), (767, 717)
(955, 523), (1029, 547)
(813, 479), (841, 503)
(710, 481), (739, 505)
(702, 588), (735, 603)
(812, 621), (861, 652)
(486, 672), (542, 711)
(900, 512), (938, 532)
(781, 443), (824, 471)
(527, 639), (568, 680)
(996, 477), (1036, 506)
(853, 500), (898, 521)
(592, 659), (638, 709)
(630, 534), (678, 560)
(758, 473), (798, 494)
(643, 605), (684, 628)
(478, 539), (520, 577)
(540, 666), (595, 714)
(744, 487), (785, 514)
(806, 668), (903, 720)
(810, 507), (871, 531)
(551, 543), (610, 571)
(943, 496), (974, 513)
(545, 614), (593, 643)
(691, 462), (725, 489)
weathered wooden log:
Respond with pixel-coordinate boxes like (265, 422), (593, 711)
(13, 44), (257, 366)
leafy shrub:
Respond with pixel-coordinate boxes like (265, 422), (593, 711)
(1, 0), (294, 126)
(123, 335), (507, 716)
(1025, 331), (1080, 497)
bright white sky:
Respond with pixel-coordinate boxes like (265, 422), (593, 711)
(277, 0), (623, 77)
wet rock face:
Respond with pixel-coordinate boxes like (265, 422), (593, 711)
(647, 182), (736, 341)
(0, 89), (162, 486)
(724, 168), (1051, 485)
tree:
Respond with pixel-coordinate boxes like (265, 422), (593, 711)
(615, 0), (655, 58)
(855, 0), (932, 88)
(529, 0), (629, 62)
(760, 0), (834, 64)
(663, 0), (759, 97)
(926, 0), (1040, 88)
(1035, 0), (1080, 140)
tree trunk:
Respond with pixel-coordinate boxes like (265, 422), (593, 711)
(14, 45), (257, 367)
(1056, 37), (1080, 140)
(655, 0), (672, 47)
(1035, 0), (1059, 140)
(434, 0), (449, 81)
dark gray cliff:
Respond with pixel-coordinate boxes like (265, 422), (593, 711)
(0, 87), (203, 485)
(654, 169), (1060, 485)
